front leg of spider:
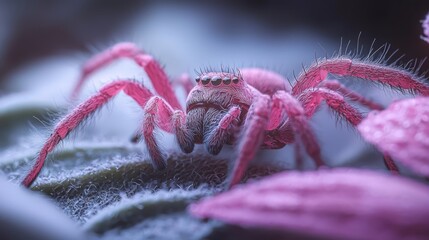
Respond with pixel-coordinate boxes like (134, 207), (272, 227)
(72, 43), (188, 145)
(227, 94), (271, 188)
(141, 96), (194, 169)
(272, 91), (325, 168)
(21, 80), (156, 187)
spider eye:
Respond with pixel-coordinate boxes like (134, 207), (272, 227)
(201, 76), (210, 85)
(223, 77), (231, 85)
(211, 76), (222, 86)
(232, 77), (239, 84)
(195, 77), (200, 83)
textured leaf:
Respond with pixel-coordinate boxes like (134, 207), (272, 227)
(0, 177), (86, 240)
(0, 140), (281, 239)
(189, 169), (429, 240)
(358, 97), (429, 176)
(83, 188), (217, 237)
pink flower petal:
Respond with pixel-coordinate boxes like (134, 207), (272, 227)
(358, 97), (429, 176)
(189, 169), (429, 240)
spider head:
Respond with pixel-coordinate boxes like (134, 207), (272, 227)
(186, 71), (252, 145)
(188, 71), (251, 107)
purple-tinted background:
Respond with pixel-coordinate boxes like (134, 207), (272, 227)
(1, 1), (429, 86)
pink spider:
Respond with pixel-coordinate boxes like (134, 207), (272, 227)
(21, 42), (429, 188)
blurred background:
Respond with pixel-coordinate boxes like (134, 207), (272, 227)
(1, 0), (429, 85)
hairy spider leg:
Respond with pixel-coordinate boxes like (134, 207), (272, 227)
(320, 80), (384, 110)
(299, 88), (363, 125)
(293, 139), (304, 169)
(298, 87), (399, 173)
(132, 74), (193, 144)
(142, 96), (194, 169)
(71, 42), (182, 110)
(382, 155), (400, 174)
(272, 91), (325, 168)
(228, 94), (271, 188)
(228, 88), (329, 188)
(22, 80), (158, 187)
(292, 59), (429, 96)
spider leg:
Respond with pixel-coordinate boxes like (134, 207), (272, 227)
(294, 140), (304, 169)
(22, 80), (156, 187)
(298, 87), (399, 173)
(228, 95), (271, 188)
(205, 106), (241, 155)
(272, 91), (325, 169)
(292, 58), (429, 96)
(141, 96), (194, 169)
(319, 80), (384, 110)
(71, 42), (182, 110)
(299, 88), (366, 127)
(130, 89), (194, 144)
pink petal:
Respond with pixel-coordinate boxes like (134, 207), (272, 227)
(358, 97), (429, 176)
(189, 169), (429, 240)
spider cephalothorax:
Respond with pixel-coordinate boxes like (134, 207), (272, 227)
(21, 42), (429, 188)
(187, 72), (250, 148)
(186, 70), (293, 155)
